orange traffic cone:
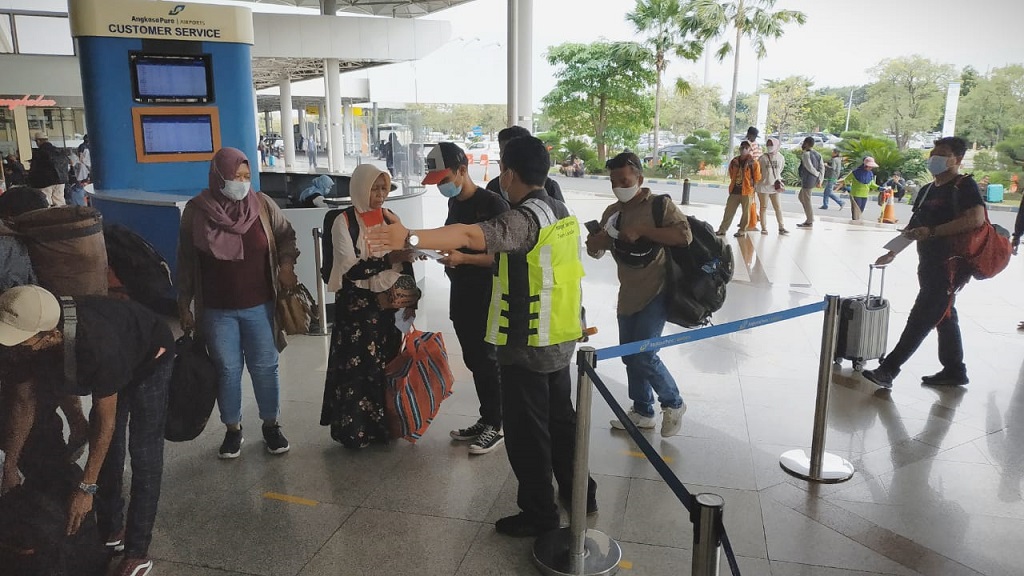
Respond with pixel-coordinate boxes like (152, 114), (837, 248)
(481, 154), (489, 181)
(747, 196), (760, 230)
(879, 189), (898, 224)
(467, 153), (474, 165)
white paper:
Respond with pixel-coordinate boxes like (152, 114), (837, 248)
(883, 235), (913, 254)
(395, 310), (415, 334)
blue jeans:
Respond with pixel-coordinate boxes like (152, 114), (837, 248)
(617, 293), (683, 417)
(821, 179), (844, 207)
(202, 302), (281, 425)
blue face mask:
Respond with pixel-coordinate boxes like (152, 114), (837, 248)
(438, 180), (462, 198)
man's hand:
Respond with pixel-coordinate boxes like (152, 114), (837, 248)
(66, 490), (93, 535)
(179, 308), (195, 333)
(585, 230), (612, 253)
(367, 222), (409, 253)
(1013, 236), (1020, 256)
(875, 251), (896, 266)
(1, 463), (22, 495)
(277, 263), (298, 290)
(439, 250), (467, 268)
(902, 226), (931, 242)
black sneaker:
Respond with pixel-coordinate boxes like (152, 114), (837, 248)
(797, 222), (813, 228)
(218, 427), (243, 459)
(105, 529), (125, 554)
(862, 368), (895, 389)
(468, 426), (504, 455)
(495, 513), (558, 538)
(558, 492), (599, 516)
(450, 421), (487, 441)
(921, 370), (969, 387)
(262, 423), (291, 455)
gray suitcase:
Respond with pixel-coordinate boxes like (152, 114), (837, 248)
(835, 264), (890, 371)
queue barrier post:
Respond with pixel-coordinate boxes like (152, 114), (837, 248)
(691, 494), (725, 576)
(311, 227), (329, 336)
(534, 347), (622, 576)
(682, 178), (691, 205)
(779, 294), (855, 483)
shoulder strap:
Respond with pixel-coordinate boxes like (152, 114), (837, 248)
(652, 193), (668, 228)
(60, 297), (77, 390)
(344, 206), (360, 257)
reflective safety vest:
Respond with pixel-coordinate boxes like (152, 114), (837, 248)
(485, 196), (584, 347)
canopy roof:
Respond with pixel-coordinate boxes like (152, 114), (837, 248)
(239, 0), (474, 18)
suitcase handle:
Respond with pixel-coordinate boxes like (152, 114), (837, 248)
(867, 264), (886, 300)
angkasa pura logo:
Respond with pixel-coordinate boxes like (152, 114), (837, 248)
(168, 5), (186, 16)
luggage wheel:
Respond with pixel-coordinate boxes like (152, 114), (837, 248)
(833, 358), (842, 367)
(853, 360), (864, 372)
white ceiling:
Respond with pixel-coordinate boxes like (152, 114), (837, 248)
(235, 0), (476, 18)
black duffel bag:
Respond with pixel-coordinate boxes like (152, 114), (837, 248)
(165, 332), (218, 442)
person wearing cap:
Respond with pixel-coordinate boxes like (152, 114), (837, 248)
(423, 142), (510, 455)
(26, 131), (69, 207)
(796, 136), (824, 228)
(366, 136), (596, 538)
(585, 152), (691, 436)
(485, 126), (564, 203)
(0, 285), (174, 576)
(839, 156), (881, 220)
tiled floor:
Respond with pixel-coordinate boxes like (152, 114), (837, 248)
(148, 189), (1023, 575)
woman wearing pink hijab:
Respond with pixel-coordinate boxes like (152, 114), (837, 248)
(177, 147), (299, 459)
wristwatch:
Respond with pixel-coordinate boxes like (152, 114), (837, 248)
(405, 231), (420, 249)
(78, 482), (98, 495)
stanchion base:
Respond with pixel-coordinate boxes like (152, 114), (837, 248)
(779, 449), (855, 483)
(533, 527), (622, 576)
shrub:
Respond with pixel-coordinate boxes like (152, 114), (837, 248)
(584, 157), (606, 175)
(780, 149), (801, 186)
(677, 130), (724, 177)
(559, 138), (596, 164)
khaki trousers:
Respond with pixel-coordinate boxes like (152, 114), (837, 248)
(717, 194), (750, 236)
(798, 186), (814, 224)
(42, 184), (66, 207)
(758, 192), (786, 230)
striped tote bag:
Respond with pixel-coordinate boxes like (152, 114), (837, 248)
(384, 328), (455, 443)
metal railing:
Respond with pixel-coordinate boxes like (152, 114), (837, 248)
(310, 227), (329, 336)
(535, 295), (852, 576)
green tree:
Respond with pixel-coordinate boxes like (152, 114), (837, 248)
(762, 75), (811, 137)
(995, 125), (1024, 168)
(960, 65), (980, 97)
(542, 41), (656, 162)
(861, 56), (955, 150)
(803, 94), (844, 133)
(680, 0), (806, 156)
(958, 65), (1024, 147)
(659, 78), (728, 136)
(627, 0), (703, 160)
(677, 128), (724, 175)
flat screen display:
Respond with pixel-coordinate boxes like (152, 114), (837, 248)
(130, 54), (213, 103)
(139, 115), (214, 155)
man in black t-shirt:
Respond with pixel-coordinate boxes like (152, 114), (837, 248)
(423, 142), (510, 455)
(485, 126), (564, 203)
(864, 137), (986, 389)
(0, 286), (174, 576)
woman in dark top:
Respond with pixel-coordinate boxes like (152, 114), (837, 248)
(321, 164), (419, 449)
(177, 148), (300, 459)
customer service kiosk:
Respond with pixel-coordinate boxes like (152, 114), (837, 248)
(69, 0), (258, 274)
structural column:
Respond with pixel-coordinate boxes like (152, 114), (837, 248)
(325, 58), (345, 173)
(515, 0), (532, 130)
(280, 74), (296, 168)
(318, 101), (327, 155)
(343, 102), (354, 155)
(506, 0), (519, 129)
(297, 108), (307, 150)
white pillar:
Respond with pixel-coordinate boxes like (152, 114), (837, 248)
(942, 82), (962, 137)
(325, 58), (345, 173)
(280, 74), (296, 168)
(298, 109), (307, 144)
(343, 103), (355, 155)
(318, 101), (327, 151)
(515, 0), (532, 130)
(253, 88), (261, 144)
(506, 0), (519, 128)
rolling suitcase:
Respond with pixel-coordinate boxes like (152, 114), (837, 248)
(835, 264), (889, 371)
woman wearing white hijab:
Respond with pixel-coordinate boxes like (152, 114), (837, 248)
(755, 137), (789, 235)
(320, 164), (419, 448)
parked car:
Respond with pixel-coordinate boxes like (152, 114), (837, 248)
(644, 143), (691, 164)
(466, 141), (500, 163)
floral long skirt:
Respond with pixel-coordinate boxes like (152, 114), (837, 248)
(319, 284), (400, 449)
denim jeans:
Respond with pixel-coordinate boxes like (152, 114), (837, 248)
(97, 354), (173, 558)
(617, 293), (683, 417)
(202, 302), (281, 425)
(821, 179), (844, 207)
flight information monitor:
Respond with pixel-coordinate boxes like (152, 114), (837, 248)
(130, 53), (214, 103)
(131, 107), (221, 163)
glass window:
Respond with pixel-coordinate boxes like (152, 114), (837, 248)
(13, 15), (73, 56)
(0, 15), (12, 53)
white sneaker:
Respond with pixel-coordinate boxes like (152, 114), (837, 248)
(610, 408), (657, 430)
(661, 405), (687, 437)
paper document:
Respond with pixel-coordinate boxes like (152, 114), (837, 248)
(883, 235), (913, 254)
(395, 310), (415, 334)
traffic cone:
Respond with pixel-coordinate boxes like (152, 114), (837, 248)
(747, 196), (760, 231)
(481, 154), (489, 181)
(879, 189), (898, 224)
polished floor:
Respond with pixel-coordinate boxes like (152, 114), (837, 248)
(145, 187), (1023, 576)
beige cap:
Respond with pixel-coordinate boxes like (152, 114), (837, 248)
(32, 131), (48, 141)
(0, 285), (61, 346)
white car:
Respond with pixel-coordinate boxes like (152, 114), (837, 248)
(466, 141), (500, 163)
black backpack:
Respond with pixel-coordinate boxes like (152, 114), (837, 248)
(653, 194), (734, 328)
(320, 206), (361, 283)
(166, 332), (218, 442)
(103, 225), (176, 316)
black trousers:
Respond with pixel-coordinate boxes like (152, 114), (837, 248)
(501, 363), (595, 524)
(450, 289), (501, 428)
(880, 267), (967, 375)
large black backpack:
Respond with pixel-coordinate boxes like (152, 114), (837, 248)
(653, 194), (734, 328)
(103, 225), (176, 315)
(320, 206), (360, 283)
(165, 332), (218, 442)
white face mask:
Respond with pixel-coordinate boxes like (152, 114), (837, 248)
(220, 179), (250, 201)
(927, 155), (951, 176)
(613, 183), (640, 203)
(765, 145), (776, 154)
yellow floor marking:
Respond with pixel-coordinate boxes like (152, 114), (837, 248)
(618, 560), (633, 570)
(263, 492), (319, 507)
(625, 450), (672, 464)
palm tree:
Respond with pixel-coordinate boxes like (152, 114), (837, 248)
(627, 0), (702, 163)
(680, 0), (806, 156)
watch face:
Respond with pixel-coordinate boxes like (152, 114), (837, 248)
(409, 234), (420, 247)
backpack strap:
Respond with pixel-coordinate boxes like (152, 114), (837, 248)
(59, 297), (77, 390)
(652, 193), (669, 228)
(344, 206), (360, 257)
